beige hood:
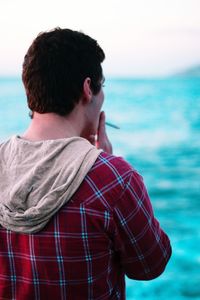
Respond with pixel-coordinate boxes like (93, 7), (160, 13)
(0, 135), (102, 234)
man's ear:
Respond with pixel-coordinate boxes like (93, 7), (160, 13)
(82, 77), (93, 104)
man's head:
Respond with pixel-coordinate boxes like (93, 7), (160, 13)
(22, 28), (105, 117)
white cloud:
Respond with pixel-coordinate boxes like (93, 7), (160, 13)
(0, 0), (200, 76)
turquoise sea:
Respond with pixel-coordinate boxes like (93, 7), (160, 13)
(0, 77), (200, 299)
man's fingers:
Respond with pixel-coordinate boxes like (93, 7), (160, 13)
(98, 111), (106, 140)
(97, 111), (113, 154)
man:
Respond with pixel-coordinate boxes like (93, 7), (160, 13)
(0, 28), (171, 300)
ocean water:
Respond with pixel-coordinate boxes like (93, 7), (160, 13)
(0, 77), (200, 299)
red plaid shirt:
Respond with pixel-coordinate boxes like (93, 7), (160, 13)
(0, 152), (171, 300)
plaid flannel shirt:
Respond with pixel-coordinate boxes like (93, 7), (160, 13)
(0, 152), (171, 300)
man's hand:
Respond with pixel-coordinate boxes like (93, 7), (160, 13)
(89, 111), (113, 154)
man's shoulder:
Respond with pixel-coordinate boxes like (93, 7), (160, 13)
(0, 137), (14, 161)
(95, 151), (132, 169)
(69, 151), (143, 211)
(88, 151), (135, 185)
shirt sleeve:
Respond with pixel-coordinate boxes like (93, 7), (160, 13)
(112, 170), (172, 280)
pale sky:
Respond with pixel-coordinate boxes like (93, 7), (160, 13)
(0, 0), (200, 77)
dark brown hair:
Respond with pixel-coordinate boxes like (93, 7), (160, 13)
(22, 28), (105, 116)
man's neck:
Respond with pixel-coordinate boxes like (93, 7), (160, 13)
(21, 112), (83, 142)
